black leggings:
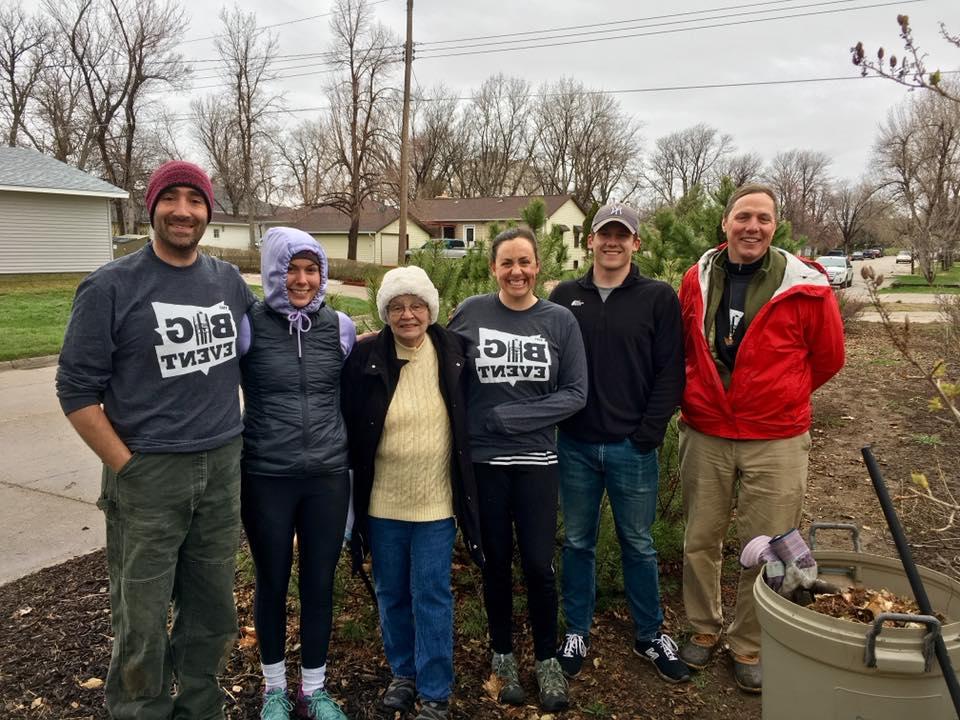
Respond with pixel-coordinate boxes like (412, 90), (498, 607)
(241, 469), (350, 667)
(474, 462), (559, 661)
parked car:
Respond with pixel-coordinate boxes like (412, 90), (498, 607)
(404, 238), (468, 260)
(815, 255), (854, 288)
(826, 249), (846, 257)
(862, 248), (882, 259)
(851, 251), (864, 261)
(895, 250), (912, 264)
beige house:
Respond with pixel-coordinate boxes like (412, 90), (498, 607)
(276, 205), (431, 265)
(410, 194), (588, 269)
(199, 212), (274, 250)
(0, 147), (128, 274)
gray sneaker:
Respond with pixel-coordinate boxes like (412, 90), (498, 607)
(491, 652), (525, 706)
(534, 657), (569, 712)
(414, 700), (449, 720)
(381, 676), (417, 714)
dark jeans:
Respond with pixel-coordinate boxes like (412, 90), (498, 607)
(97, 437), (242, 720)
(474, 462), (559, 661)
(241, 469), (350, 668)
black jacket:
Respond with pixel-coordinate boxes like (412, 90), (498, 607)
(241, 302), (349, 476)
(548, 264), (685, 450)
(341, 324), (484, 571)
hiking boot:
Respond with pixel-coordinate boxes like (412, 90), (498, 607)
(678, 633), (720, 670)
(261, 688), (293, 720)
(634, 633), (691, 684)
(381, 676), (417, 714)
(732, 654), (762, 694)
(491, 652), (526, 706)
(557, 632), (589, 678)
(295, 687), (348, 720)
(415, 700), (449, 720)
(534, 657), (569, 712)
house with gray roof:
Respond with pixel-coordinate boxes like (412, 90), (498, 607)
(0, 146), (127, 273)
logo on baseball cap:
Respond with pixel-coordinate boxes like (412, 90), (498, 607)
(592, 203), (639, 235)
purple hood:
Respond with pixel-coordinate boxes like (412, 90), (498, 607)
(260, 226), (328, 315)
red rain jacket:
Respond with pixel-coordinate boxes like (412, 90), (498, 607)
(679, 246), (845, 440)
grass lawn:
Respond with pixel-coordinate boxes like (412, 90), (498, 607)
(885, 263), (960, 293)
(0, 274), (374, 362)
(0, 274), (87, 361)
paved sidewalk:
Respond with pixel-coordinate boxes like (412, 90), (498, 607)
(0, 364), (103, 584)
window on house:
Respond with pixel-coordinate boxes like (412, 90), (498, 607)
(464, 225), (476, 245)
(442, 226), (455, 239)
(573, 226), (582, 248)
(573, 260), (579, 270)
(213, 228), (220, 239)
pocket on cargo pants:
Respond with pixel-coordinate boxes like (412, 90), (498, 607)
(102, 453), (189, 711)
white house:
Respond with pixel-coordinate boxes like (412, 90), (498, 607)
(0, 147), (127, 274)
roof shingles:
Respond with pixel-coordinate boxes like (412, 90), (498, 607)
(0, 146), (127, 197)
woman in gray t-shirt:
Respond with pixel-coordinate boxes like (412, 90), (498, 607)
(448, 228), (586, 713)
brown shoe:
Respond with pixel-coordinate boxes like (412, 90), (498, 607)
(678, 633), (719, 670)
(732, 653), (762, 694)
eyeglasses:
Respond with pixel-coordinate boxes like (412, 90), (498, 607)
(387, 301), (428, 316)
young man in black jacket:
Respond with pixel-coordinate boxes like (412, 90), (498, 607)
(548, 203), (688, 685)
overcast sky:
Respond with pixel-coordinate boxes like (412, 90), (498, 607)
(26, 0), (960, 185)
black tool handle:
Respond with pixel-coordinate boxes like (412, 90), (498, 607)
(862, 446), (960, 717)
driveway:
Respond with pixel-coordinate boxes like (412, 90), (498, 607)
(0, 364), (103, 584)
(845, 254), (944, 324)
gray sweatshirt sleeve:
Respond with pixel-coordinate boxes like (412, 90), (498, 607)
(485, 308), (588, 434)
(56, 278), (115, 414)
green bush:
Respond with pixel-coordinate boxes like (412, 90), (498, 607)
(200, 247), (261, 273)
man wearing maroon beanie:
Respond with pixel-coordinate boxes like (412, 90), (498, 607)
(56, 160), (256, 718)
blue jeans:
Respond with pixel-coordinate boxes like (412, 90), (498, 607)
(368, 517), (456, 702)
(558, 432), (663, 641)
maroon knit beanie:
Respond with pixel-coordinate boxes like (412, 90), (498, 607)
(145, 161), (214, 225)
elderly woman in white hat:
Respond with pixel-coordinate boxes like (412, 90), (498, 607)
(341, 266), (484, 720)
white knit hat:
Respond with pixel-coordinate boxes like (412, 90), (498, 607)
(376, 265), (440, 324)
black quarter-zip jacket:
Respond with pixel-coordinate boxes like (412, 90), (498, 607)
(548, 264), (685, 451)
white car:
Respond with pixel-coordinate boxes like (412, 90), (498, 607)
(815, 256), (854, 288)
(895, 250), (912, 264)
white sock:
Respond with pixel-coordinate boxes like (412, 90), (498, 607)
(262, 660), (287, 692)
(301, 664), (326, 695)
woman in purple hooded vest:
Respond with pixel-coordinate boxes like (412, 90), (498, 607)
(239, 227), (356, 720)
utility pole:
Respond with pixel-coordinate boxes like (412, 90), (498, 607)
(397, 0), (413, 266)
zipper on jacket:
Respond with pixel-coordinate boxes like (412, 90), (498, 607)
(299, 342), (310, 475)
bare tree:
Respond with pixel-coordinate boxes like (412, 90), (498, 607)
(764, 149), (833, 247)
(645, 123), (733, 205)
(829, 181), (881, 254)
(193, 94), (246, 215)
(530, 77), (643, 207)
(407, 85), (459, 199)
(324, 0), (399, 260)
(453, 74), (534, 197)
(276, 118), (332, 207)
(208, 6), (280, 248)
(873, 90), (960, 282)
(0, 3), (49, 146)
(46, 0), (189, 234)
(714, 152), (764, 188)
(852, 14), (960, 104)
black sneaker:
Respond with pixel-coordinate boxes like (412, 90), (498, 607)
(557, 632), (589, 677)
(633, 633), (691, 684)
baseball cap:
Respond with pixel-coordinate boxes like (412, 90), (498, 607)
(592, 203), (639, 235)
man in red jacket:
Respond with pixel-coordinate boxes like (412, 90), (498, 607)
(676, 183), (844, 693)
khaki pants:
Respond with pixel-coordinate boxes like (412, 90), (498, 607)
(679, 422), (810, 657)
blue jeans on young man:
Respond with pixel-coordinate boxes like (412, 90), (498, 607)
(368, 516), (456, 702)
(558, 432), (663, 642)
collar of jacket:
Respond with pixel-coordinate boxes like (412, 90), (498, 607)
(578, 262), (641, 290)
(362, 324), (467, 377)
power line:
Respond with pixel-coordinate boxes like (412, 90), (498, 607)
(416, 0), (926, 59)
(418, 0), (863, 47)
(183, 0), (924, 92)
